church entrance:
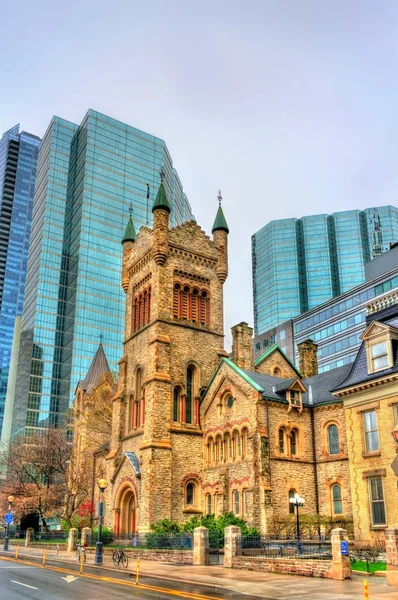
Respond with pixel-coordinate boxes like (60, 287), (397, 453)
(118, 487), (137, 537)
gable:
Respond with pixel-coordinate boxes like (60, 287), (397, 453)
(360, 320), (398, 341)
(254, 343), (301, 378)
(168, 220), (218, 259)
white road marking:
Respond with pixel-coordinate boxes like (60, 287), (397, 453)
(61, 575), (78, 583)
(11, 580), (39, 590)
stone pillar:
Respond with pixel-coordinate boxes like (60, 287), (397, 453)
(25, 528), (34, 546)
(386, 527), (398, 586)
(193, 527), (209, 566)
(81, 527), (92, 548)
(67, 528), (78, 552)
(224, 525), (241, 568)
(330, 528), (351, 580)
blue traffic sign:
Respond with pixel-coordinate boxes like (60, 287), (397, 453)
(5, 513), (13, 524)
(340, 540), (348, 555)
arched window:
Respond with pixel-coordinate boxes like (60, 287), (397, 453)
(289, 488), (296, 514)
(66, 429), (73, 443)
(279, 428), (285, 454)
(128, 394), (134, 432)
(241, 428), (248, 458)
(186, 366), (194, 424)
(191, 288), (199, 322)
(182, 286), (190, 320)
(233, 490), (240, 515)
(186, 482), (195, 506)
(173, 387), (180, 422)
(242, 489), (248, 517)
(233, 430), (240, 459)
(173, 283), (182, 318)
(217, 435), (224, 463)
(206, 494), (212, 515)
(208, 438), (214, 464)
(134, 369), (142, 428)
(332, 484), (343, 515)
(290, 429), (297, 455)
(328, 424), (340, 455)
(199, 290), (209, 325)
(224, 433), (230, 460)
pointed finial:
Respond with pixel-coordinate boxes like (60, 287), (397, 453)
(217, 189), (222, 206)
(99, 333), (103, 343)
(129, 202), (133, 218)
(160, 167), (165, 183)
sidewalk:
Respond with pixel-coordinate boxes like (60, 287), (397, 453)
(5, 543), (398, 600)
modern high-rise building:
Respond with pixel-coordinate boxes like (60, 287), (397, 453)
(252, 207), (398, 336)
(10, 110), (193, 438)
(0, 125), (40, 433)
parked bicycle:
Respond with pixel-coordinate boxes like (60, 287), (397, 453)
(76, 543), (86, 563)
(112, 547), (128, 568)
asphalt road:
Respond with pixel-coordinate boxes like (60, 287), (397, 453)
(0, 557), (264, 600)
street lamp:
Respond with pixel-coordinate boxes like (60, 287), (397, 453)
(94, 479), (108, 565)
(4, 495), (14, 552)
(289, 492), (304, 552)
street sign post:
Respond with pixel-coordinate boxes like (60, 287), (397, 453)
(340, 541), (349, 556)
(5, 513), (13, 525)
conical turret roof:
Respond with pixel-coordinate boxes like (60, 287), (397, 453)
(212, 205), (229, 234)
(80, 343), (111, 393)
(152, 182), (171, 213)
(122, 215), (136, 243)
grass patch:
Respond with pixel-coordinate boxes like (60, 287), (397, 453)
(351, 560), (386, 573)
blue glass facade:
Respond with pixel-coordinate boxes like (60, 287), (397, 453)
(0, 126), (40, 433)
(252, 207), (398, 335)
(11, 110), (193, 437)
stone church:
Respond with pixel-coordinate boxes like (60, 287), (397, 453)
(73, 181), (354, 535)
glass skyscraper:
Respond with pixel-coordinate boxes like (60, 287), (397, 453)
(252, 206), (398, 335)
(0, 125), (40, 433)
(11, 110), (193, 437)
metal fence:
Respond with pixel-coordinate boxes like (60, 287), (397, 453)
(239, 535), (332, 560)
(111, 532), (193, 550)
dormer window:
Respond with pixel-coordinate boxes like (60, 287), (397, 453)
(290, 390), (301, 407)
(371, 342), (388, 371)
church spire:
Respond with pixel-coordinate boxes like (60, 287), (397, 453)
(122, 203), (136, 243)
(152, 168), (171, 214)
(212, 189), (229, 234)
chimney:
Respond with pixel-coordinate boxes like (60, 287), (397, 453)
(297, 339), (318, 378)
(231, 322), (254, 371)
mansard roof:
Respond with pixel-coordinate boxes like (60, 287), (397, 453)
(333, 314), (398, 392)
(80, 343), (111, 393)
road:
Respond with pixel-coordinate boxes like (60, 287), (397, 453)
(0, 557), (265, 600)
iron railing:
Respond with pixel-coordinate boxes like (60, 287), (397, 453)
(239, 535), (332, 560)
(111, 532), (193, 550)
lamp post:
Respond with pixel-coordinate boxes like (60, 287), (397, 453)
(392, 424), (398, 444)
(4, 495), (14, 552)
(94, 478), (107, 565)
(289, 492), (304, 553)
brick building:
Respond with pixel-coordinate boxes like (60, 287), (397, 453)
(73, 180), (397, 538)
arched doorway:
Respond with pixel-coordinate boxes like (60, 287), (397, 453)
(118, 486), (137, 536)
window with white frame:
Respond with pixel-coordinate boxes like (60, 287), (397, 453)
(370, 342), (389, 371)
(331, 484), (343, 515)
(290, 390), (301, 406)
(368, 477), (386, 526)
(363, 410), (379, 453)
(233, 490), (240, 515)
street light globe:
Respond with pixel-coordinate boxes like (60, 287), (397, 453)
(98, 478), (108, 490)
(392, 424), (398, 444)
(289, 497), (295, 504)
(8, 496), (14, 503)
(299, 497), (305, 504)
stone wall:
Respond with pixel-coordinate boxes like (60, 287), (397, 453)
(232, 556), (333, 578)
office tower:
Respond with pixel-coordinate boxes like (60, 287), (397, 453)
(253, 243), (398, 373)
(11, 110), (193, 437)
(252, 207), (398, 336)
(0, 125), (40, 434)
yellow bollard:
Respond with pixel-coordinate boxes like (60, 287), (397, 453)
(364, 579), (369, 600)
(15, 546), (19, 561)
(135, 558), (140, 585)
(42, 548), (46, 566)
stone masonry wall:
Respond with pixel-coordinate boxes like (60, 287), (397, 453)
(232, 556), (333, 578)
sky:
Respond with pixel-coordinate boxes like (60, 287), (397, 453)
(2, 0), (398, 350)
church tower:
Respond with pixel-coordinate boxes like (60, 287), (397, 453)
(107, 177), (229, 534)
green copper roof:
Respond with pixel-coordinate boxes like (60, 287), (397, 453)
(201, 357), (264, 403)
(212, 205), (229, 233)
(122, 216), (136, 243)
(152, 182), (171, 213)
(254, 343), (301, 376)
